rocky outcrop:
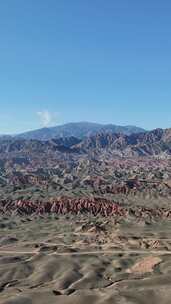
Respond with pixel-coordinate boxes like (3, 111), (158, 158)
(75, 128), (171, 156)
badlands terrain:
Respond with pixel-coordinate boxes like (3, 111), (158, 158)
(1, 127), (171, 303)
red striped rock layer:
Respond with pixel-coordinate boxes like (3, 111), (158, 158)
(0, 198), (125, 217)
(1, 198), (171, 219)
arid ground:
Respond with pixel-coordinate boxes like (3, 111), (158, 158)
(1, 210), (171, 304)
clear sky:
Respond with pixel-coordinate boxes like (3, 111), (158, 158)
(0, 0), (171, 134)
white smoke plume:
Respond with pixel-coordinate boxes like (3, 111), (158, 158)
(37, 110), (57, 127)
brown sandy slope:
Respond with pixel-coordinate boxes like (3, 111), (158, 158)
(1, 216), (171, 304)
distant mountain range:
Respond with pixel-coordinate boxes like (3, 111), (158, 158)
(15, 122), (146, 140)
(74, 128), (171, 157)
(1, 127), (171, 157)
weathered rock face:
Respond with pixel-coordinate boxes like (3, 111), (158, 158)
(0, 128), (171, 202)
(1, 198), (171, 221)
(0, 198), (124, 217)
(74, 128), (171, 156)
(1, 128), (171, 157)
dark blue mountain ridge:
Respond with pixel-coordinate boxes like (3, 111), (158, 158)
(15, 122), (146, 140)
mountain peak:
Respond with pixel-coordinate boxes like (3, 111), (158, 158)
(16, 122), (146, 141)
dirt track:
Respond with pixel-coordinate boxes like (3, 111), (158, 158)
(1, 249), (171, 256)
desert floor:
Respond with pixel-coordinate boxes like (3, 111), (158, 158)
(0, 215), (171, 304)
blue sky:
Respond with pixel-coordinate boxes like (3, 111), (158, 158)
(0, 0), (171, 134)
